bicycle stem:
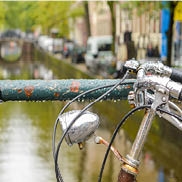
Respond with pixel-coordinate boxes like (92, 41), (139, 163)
(127, 109), (155, 163)
(118, 84), (169, 182)
(117, 110), (154, 182)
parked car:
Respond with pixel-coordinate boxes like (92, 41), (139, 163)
(52, 38), (64, 54)
(38, 35), (49, 49)
(62, 40), (74, 58)
(85, 35), (113, 70)
(71, 45), (86, 64)
(42, 37), (54, 52)
(85, 35), (115, 75)
(38, 35), (64, 54)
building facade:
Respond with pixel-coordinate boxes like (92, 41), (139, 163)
(87, 1), (162, 61)
(88, 2), (112, 36)
(115, 2), (161, 61)
(71, 1), (182, 66)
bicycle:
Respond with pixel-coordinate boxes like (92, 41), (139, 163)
(52, 59), (182, 182)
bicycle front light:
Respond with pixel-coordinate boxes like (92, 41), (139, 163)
(58, 110), (100, 147)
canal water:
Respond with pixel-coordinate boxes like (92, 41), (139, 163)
(0, 49), (181, 182)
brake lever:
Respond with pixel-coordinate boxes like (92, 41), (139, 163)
(156, 102), (182, 131)
(146, 92), (182, 130)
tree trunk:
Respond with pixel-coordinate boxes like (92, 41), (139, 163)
(84, 1), (91, 37)
(107, 1), (116, 56)
(166, 2), (177, 67)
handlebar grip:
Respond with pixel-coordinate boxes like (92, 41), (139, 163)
(170, 68), (182, 84)
(179, 90), (182, 101)
(166, 79), (182, 101)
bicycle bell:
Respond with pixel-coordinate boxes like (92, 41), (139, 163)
(58, 110), (100, 148)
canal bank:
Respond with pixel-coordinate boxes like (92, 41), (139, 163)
(37, 47), (113, 79)
(34, 48), (93, 79)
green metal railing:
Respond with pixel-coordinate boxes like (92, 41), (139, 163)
(0, 79), (135, 102)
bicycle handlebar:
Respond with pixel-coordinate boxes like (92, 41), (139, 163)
(136, 76), (182, 101)
(121, 59), (182, 101)
(170, 68), (182, 84)
(122, 59), (182, 84)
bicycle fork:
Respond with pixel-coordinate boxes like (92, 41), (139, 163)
(118, 85), (169, 182)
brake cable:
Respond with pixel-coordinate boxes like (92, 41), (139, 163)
(98, 106), (182, 182)
(53, 72), (129, 182)
(98, 105), (151, 182)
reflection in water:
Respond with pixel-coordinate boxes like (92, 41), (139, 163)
(0, 103), (55, 182)
(33, 64), (53, 80)
(158, 168), (165, 182)
(1, 41), (22, 62)
(0, 98), (181, 181)
(0, 60), (53, 80)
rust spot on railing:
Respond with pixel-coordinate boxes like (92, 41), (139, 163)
(70, 81), (80, 93)
(17, 89), (22, 93)
(24, 86), (34, 98)
(54, 92), (60, 98)
(125, 85), (131, 89)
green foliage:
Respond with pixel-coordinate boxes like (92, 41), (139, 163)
(120, 1), (161, 20)
(1, 1), (84, 37)
(2, 1), (38, 31)
(0, 2), (5, 29)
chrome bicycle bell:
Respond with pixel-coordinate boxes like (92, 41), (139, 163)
(59, 110), (100, 147)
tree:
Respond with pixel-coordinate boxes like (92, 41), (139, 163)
(0, 2), (5, 29)
(1, 1), (84, 38)
(30, 1), (85, 37)
(1, 2), (37, 31)
(83, 1), (91, 37)
(107, 1), (116, 56)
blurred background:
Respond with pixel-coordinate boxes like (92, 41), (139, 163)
(0, 1), (181, 182)
(0, 1), (181, 70)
